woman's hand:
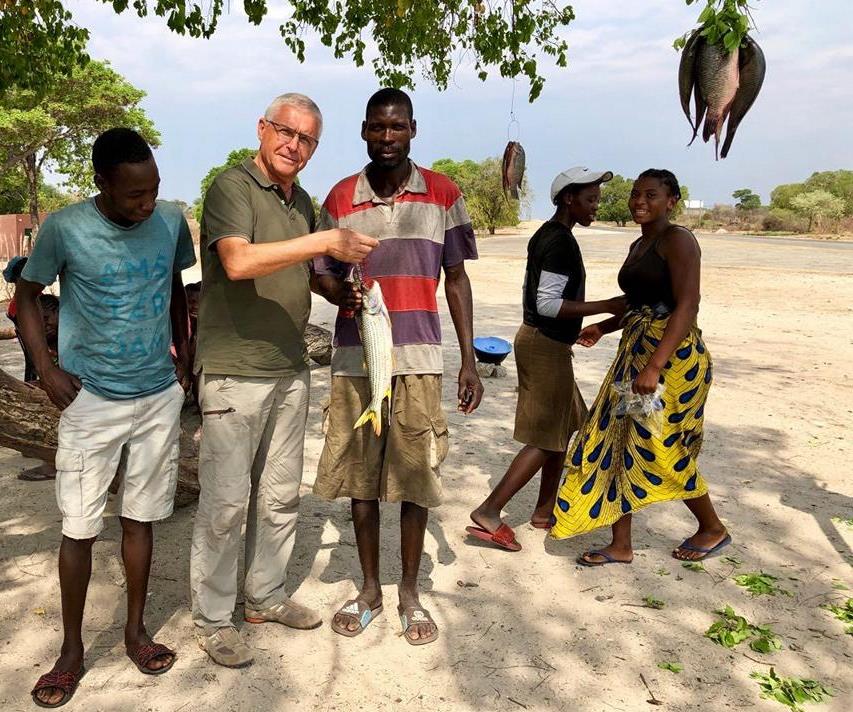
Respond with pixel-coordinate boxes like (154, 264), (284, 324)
(632, 364), (661, 395)
(576, 324), (603, 348)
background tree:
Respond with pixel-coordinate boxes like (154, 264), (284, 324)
(193, 148), (257, 222)
(597, 175), (633, 226)
(672, 183), (690, 219)
(771, 171), (853, 217)
(0, 60), (158, 232)
(0, 167), (73, 216)
(733, 188), (761, 210)
(790, 190), (845, 232)
(432, 157), (524, 235)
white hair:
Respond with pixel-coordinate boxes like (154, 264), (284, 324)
(264, 93), (323, 136)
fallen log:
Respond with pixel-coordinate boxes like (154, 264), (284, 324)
(0, 323), (333, 497)
(0, 367), (202, 495)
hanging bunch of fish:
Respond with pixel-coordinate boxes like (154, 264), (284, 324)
(351, 267), (393, 436)
(678, 29), (766, 159)
(501, 140), (526, 200)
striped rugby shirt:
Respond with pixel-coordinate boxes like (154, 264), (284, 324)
(314, 161), (478, 377)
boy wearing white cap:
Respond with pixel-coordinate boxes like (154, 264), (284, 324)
(467, 167), (625, 551)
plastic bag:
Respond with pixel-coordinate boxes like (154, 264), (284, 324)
(611, 381), (665, 439)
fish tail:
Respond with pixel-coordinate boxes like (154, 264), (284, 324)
(354, 406), (380, 435)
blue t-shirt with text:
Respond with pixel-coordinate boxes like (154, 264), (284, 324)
(22, 199), (197, 399)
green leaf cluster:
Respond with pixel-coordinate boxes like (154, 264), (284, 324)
(675, 0), (753, 52)
(643, 595), (666, 610)
(705, 605), (782, 653)
(95, 1), (576, 102)
(682, 561), (705, 572)
(732, 188), (761, 210)
(821, 598), (853, 635)
(657, 661), (683, 673)
(0, 1), (90, 93)
(749, 668), (833, 712)
(431, 157), (524, 235)
(596, 175), (633, 226)
(734, 572), (793, 597)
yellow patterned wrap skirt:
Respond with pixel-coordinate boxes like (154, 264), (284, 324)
(550, 307), (712, 539)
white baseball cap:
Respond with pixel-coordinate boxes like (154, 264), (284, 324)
(550, 167), (614, 204)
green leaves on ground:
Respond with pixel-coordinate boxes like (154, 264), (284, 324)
(821, 598), (853, 635)
(750, 668), (833, 712)
(682, 561), (705, 572)
(657, 661), (683, 673)
(734, 572), (792, 597)
(705, 606), (782, 653)
(643, 595), (666, 610)
(831, 515), (853, 528)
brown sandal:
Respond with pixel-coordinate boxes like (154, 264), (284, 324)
(126, 642), (176, 675)
(31, 665), (85, 708)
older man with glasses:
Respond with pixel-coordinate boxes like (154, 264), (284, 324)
(190, 93), (378, 668)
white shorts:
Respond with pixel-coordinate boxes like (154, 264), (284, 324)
(55, 381), (185, 539)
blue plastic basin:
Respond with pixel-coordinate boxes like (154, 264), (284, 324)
(473, 336), (512, 365)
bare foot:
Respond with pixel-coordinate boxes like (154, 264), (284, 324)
(673, 527), (729, 561)
(469, 505), (503, 534)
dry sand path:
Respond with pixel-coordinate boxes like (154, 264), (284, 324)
(1, 227), (851, 711)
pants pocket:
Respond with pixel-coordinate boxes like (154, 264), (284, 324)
(429, 417), (449, 470)
(55, 447), (85, 517)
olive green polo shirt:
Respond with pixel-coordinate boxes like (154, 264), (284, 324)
(195, 157), (316, 377)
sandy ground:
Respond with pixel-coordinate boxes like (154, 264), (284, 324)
(1, 226), (851, 711)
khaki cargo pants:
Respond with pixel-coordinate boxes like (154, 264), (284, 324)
(313, 374), (448, 509)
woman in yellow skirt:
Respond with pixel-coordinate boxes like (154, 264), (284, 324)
(550, 169), (731, 565)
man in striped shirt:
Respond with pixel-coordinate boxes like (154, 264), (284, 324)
(313, 88), (483, 645)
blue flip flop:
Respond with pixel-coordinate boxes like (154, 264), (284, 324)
(673, 533), (732, 561)
(577, 550), (633, 567)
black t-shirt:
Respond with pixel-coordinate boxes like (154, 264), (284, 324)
(522, 220), (586, 343)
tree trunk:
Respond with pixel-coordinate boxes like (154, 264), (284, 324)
(23, 152), (40, 249)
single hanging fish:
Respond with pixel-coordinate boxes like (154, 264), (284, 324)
(501, 141), (525, 200)
(352, 273), (393, 436)
(720, 35), (766, 159)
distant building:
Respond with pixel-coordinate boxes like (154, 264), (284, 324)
(0, 213), (46, 261)
(684, 199), (705, 209)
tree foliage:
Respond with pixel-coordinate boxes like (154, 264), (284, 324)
(0, 1), (90, 93)
(194, 148), (257, 222)
(597, 175), (633, 226)
(432, 157), (523, 235)
(790, 190), (845, 232)
(770, 171), (853, 217)
(1, 2), (577, 100)
(0, 165), (74, 215)
(0, 60), (159, 229)
(732, 188), (761, 210)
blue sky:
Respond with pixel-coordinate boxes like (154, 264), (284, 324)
(67, 0), (852, 218)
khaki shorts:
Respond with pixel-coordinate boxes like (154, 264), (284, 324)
(55, 382), (185, 540)
(313, 374), (448, 509)
(513, 324), (588, 452)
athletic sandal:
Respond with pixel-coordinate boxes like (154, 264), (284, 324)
(577, 550), (633, 567)
(330, 599), (383, 638)
(673, 533), (732, 561)
(126, 641), (176, 675)
(465, 523), (522, 552)
(245, 598), (322, 630)
(31, 665), (85, 708)
(399, 606), (439, 646)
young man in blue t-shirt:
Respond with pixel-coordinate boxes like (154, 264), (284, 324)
(16, 128), (196, 707)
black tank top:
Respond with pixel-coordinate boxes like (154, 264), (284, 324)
(618, 237), (676, 310)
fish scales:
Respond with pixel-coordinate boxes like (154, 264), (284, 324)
(353, 280), (393, 436)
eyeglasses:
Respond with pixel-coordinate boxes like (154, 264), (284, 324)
(264, 120), (319, 152)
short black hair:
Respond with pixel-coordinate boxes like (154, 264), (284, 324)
(38, 294), (59, 313)
(637, 168), (682, 200)
(365, 88), (414, 121)
(92, 128), (153, 177)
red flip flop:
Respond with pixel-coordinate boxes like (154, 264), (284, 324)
(465, 523), (522, 552)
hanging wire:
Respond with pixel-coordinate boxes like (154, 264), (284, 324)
(507, 78), (520, 141)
